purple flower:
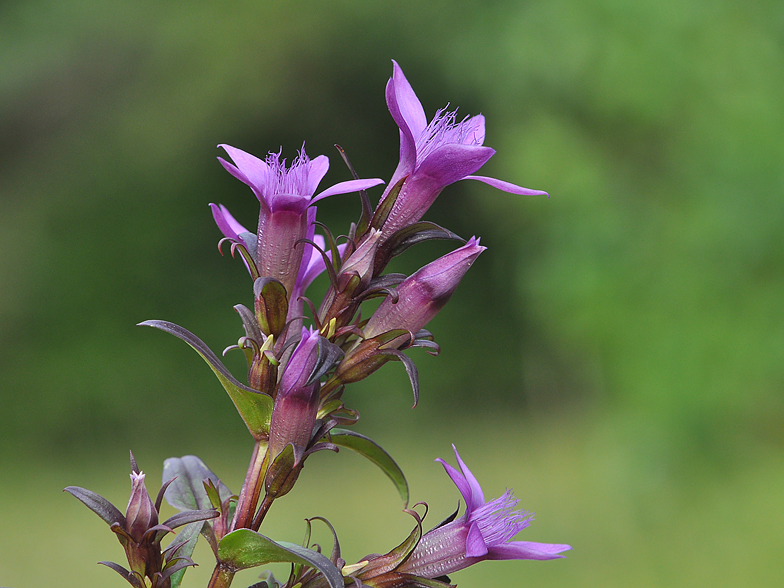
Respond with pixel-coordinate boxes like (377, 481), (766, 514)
(214, 145), (383, 296)
(268, 327), (323, 457)
(362, 237), (485, 339)
(397, 446), (571, 578)
(379, 61), (548, 238)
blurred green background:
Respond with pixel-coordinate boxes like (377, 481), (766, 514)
(1, 0), (783, 586)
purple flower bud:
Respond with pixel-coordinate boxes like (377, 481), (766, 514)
(379, 61), (548, 239)
(215, 145), (383, 295)
(268, 327), (322, 457)
(125, 472), (157, 543)
(363, 237), (486, 339)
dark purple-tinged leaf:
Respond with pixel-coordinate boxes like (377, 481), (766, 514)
(155, 477), (177, 513)
(218, 530), (344, 588)
(160, 557), (197, 582)
(305, 337), (344, 386)
(98, 562), (144, 588)
(235, 304), (264, 344)
(162, 509), (218, 530)
(381, 349), (419, 407)
(374, 222), (464, 273)
(64, 486), (125, 527)
(139, 320), (273, 439)
(163, 456), (232, 512)
(327, 429), (409, 507)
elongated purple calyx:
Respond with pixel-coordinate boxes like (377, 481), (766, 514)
(216, 145), (383, 295)
(363, 237), (485, 339)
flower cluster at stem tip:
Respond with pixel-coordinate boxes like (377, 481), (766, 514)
(66, 60), (569, 588)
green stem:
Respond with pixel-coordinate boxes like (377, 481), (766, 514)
(230, 440), (268, 531)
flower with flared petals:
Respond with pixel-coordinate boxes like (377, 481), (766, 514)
(350, 446), (570, 587)
(362, 237), (485, 339)
(398, 446), (571, 578)
(213, 145), (383, 296)
(379, 61), (548, 239)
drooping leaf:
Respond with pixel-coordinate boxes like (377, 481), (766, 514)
(163, 455), (233, 512)
(139, 320), (273, 439)
(381, 349), (420, 407)
(218, 529), (344, 588)
(64, 486), (125, 527)
(98, 561), (144, 588)
(374, 221), (464, 273)
(327, 429), (409, 507)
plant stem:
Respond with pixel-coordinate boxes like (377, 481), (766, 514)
(231, 440), (268, 531)
(250, 494), (275, 531)
(206, 562), (235, 588)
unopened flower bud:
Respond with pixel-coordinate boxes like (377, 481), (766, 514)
(363, 237), (485, 339)
(125, 472), (157, 543)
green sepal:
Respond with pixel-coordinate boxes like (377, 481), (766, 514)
(139, 320), (273, 439)
(327, 429), (409, 507)
(218, 529), (344, 588)
(254, 278), (288, 338)
(370, 176), (406, 232)
(264, 444), (300, 499)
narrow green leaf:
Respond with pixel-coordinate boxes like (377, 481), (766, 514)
(218, 529), (344, 588)
(139, 320), (273, 439)
(328, 429), (409, 507)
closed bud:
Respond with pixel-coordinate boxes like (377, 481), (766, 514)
(364, 237), (485, 339)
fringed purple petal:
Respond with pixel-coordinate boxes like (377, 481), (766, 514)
(452, 445), (485, 512)
(487, 541), (572, 561)
(464, 521), (489, 558)
(462, 114), (486, 145)
(464, 175), (549, 196)
(305, 154), (330, 195)
(218, 144), (270, 195)
(312, 178), (385, 203)
(416, 144), (495, 189)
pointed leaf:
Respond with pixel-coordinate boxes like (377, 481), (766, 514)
(327, 429), (409, 507)
(139, 320), (273, 439)
(64, 486), (125, 527)
(375, 222), (464, 272)
(381, 349), (419, 407)
(162, 509), (218, 530)
(163, 456), (233, 512)
(306, 337), (345, 386)
(98, 562), (144, 588)
(218, 530), (344, 588)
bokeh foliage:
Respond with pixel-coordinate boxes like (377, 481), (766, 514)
(1, 0), (782, 586)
